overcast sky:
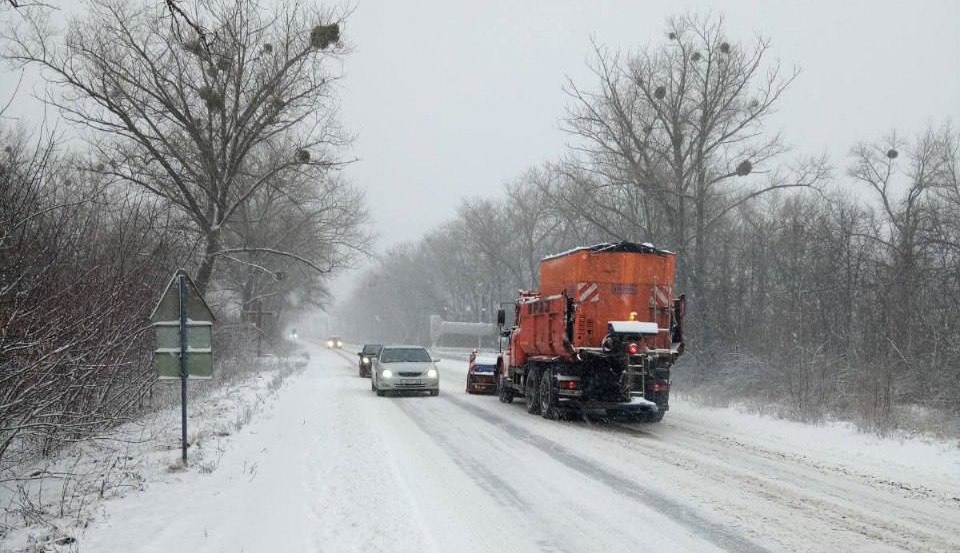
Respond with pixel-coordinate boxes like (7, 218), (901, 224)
(338, 0), (960, 251)
(2, 0), (958, 301)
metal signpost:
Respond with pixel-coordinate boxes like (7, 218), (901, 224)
(150, 269), (215, 465)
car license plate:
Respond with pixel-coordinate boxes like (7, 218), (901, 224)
(402, 379), (423, 385)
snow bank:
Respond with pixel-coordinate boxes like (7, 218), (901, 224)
(0, 354), (305, 552)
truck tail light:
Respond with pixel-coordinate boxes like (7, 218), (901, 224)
(560, 380), (580, 390)
(627, 343), (639, 355)
(651, 381), (670, 392)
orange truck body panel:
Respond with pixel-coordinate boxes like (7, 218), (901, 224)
(543, 248), (676, 350)
(511, 245), (679, 366)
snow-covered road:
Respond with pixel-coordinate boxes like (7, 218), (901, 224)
(76, 344), (960, 553)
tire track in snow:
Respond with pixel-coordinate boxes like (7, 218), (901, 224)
(394, 394), (735, 553)
(436, 385), (957, 553)
(392, 399), (578, 553)
(335, 348), (956, 551)
(647, 417), (959, 504)
(395, 400), (529, 510)
(437, 393), (772, 553)
(597, 421), (960, 552)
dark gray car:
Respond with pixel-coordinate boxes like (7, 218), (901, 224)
(371, 346), (440, 396)
(358, 343), (382, 378)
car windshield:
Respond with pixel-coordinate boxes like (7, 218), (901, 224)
(474, 364), (496, 371)
(380, 348), (431, 363)
(362, 344), (382, 354)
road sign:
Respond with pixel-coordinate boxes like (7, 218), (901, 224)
(151, 270), (215, 379)
(150, 271), (215, 323)
(153, 321), (213, 379)
(150, 269), (216, 465)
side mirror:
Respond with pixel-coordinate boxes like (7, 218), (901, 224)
(497, 308), (506, 326)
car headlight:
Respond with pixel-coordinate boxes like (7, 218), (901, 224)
(381, 369), (393, 378)
(427, 369), (438, 379)
(327, 340), (334, 347)
(362, 357), (370, 364)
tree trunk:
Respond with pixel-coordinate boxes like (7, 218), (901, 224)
(195, 230), (222, 294)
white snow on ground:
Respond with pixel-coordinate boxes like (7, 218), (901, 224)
(0, 356), (303, 552)
(437, 346), (960, 487)
(2, 344), (958, 553)
(666, 394), (960, 488)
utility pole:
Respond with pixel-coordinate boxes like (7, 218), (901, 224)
(242, 297), (275, 357)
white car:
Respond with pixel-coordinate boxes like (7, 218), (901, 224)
(371, 346), (440, 397)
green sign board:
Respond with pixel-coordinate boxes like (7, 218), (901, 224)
(154, 321), (213, 380)
(150, 275), (215, 323)
(154, 351), (214, 379)
(155, 323), (213, 350)
(150, 270), (216, 380)
(150, 269), (217, 465)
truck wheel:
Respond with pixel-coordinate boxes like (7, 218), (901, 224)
(524, 368), (541, 415)
(539, 368), (559, 420)
(498, 377), (514, 404)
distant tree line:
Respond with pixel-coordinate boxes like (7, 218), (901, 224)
(339, 14), (959, 433)
(0, 0), (368, 477)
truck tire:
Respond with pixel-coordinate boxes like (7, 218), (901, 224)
(497, 377), (514, 403)
(539, 368), (559, 420)
(525, 367), (541, 415)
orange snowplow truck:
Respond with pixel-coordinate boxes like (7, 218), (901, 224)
(495, 242), (685, 422)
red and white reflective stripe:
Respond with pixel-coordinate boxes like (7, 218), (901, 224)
(653, 285), (671, 307)
(577, 282), (601, 303)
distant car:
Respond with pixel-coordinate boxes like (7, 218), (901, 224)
(371, 345), (440, 397)
(466, 352), (498, 394)
(326, 336), (343, 349)
(357, 343), (382, 377)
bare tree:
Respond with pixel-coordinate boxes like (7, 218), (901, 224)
(847, 127), (954, 427)
(0, 125), (185, 473)
(4, 0), (351, 292)
(561, 14), (828, 336)
(503, 167), (578, 288)
(458, 197), (526, 289)
(219, 160), (370, 327)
